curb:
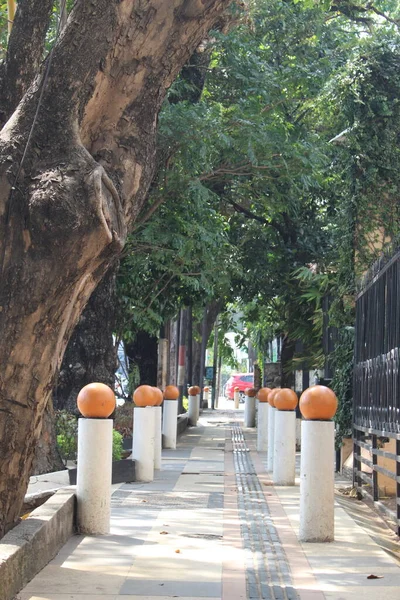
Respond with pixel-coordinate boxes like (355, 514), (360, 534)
(0, 488), (75, 600)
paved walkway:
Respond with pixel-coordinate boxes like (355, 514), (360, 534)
(19, 408), (400, 600)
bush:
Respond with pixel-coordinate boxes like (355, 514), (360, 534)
(55, 410), (78, 463)
(331, 327), (354, 448)
(55, 410), (125, 463)
(114, 402), (134, 438)
(112, 429), (123, 461)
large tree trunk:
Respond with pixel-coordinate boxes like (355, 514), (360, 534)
(54, 264), (119, 414)
(0, 0), (232, 537)
(126, 331), (158, 386)
(169, 317), (179, 385)
(193, 300), (223, 406)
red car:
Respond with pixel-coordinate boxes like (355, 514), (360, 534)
(224, 373), (254, 401)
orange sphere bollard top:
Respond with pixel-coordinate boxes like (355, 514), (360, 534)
(204, 386), (209, 392)
(77, 382), (116, 418)
(274, 388), (298, 411)
(188, 386), (198, 396)
(164, 385), (179, 400)
(268, 388), (280, 407)
(192, 385), (201, 395)
(133, 385), (158, 407)
(234, 386), (240, 391)
(257, 387), (271, 402)
(245, 387), (257, 397)
(152, 387), (164, 406)
(299, 385), (338, 420)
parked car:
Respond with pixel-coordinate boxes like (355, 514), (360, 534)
(224, 373), (254, 401)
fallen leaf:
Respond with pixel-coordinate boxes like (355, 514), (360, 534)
(367, 574), (384, 579)
(175, 549), (181, 553)
(160, 531), (169, 535)
(142, 500), (147, 503)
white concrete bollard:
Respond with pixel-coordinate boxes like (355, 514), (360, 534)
(234, 387), (240, 409)
(151, 387), (164, 470)
(132, 406), (155, 482)
(273, 410), (296, 485)
(77, 418), (113, 534)
(162, 399), (179, 449)
(267, 405), (276, 471)
(257, 401), (269, 451)
(266, 388), (281, 471)
(296, 417), (302, 449)
(188, 386), (199, 426)
(272, 388), (298, 486)
(244, 388), (256, 427)
(256, 388), (271, 452)
(203, 387), (210, 409)
(195, 394), (200, 422)
(162, 385), (179, 449)
(154, 405), (162, 470)
(76, 382), (116, 534)
(298, 385), (338, 542)
(299, 420), (335, 541)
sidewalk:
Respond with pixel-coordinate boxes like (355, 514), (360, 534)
(18, 408), (400, 600)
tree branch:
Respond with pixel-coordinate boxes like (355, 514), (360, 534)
(133, 195), (167, 231)
(223, 196), (290, 241)
(367, 4), (400, 28)
(0, 0), (55, 127)
(225, 197), (270, 224)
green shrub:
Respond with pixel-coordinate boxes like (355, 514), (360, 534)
(55, 409), (125, 463)
(112, 429), (123, 461)
(55, 410), (78, 463)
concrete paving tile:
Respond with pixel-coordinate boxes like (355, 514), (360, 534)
(55, 535), (147, 558)
(22, 566), (127, 595)
(183, 461), (224, 473)
(51, 555), (134, 569)
(117, 597), (218, 600)
(120, 580), (222, 596)
(126, 547), (222, 580)
(316, 572), (400, 587)
(174, 474), (224, 492)
(18, 595), (117, 600)
(323, 586), (400, 600)
(307, 555), (399, 570)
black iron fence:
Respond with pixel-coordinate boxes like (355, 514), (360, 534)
(353, 248), (400, 534)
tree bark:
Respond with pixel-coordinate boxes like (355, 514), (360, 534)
(211, 318), (219, 409)
(280, 335), (296, 389)
(253, 362), (262, 392)
(126, 331), (158, 386)
(169, 318), (179, 386)
(54, 264), (119, 414)
(186, 306), (193, 388)
(194, 300), (223, 406)
(31, 400), (64, 475)
(0, 0), (54, 125)
(0, 0), (232, 537)
(157, 322), (169, 389)
(177, 307), (189, 413)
